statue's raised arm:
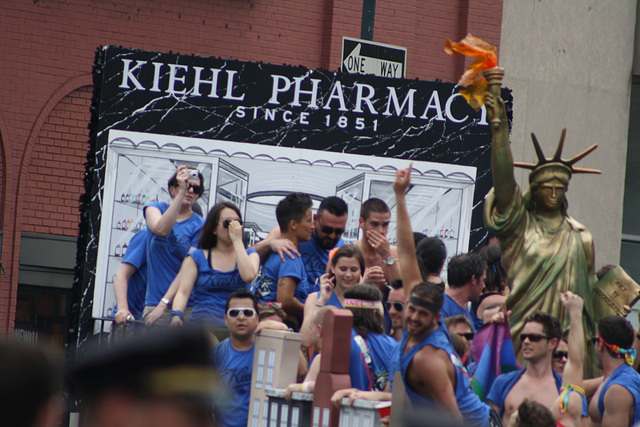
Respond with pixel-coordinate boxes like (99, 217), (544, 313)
(484, 69), (516, 214)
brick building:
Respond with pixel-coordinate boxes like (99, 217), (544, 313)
(0, 0), (503, 345)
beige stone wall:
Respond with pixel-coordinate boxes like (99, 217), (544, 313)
(499, 0), (637, 267)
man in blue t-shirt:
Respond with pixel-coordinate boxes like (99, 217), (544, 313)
(299, 196), (348, 292)
(212, 289), (261, 427)
(213, 289), (292, 427)
(441, 253), (486, 331)
(113, 228), (149, 327)
(254, 192), (314, 330)
(253, 196), (348, 293)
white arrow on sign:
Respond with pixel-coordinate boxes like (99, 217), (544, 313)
(342, 43), (403, 78)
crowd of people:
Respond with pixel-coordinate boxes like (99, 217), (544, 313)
(91, 154), (640, 427)
(6, 153), (640, 427)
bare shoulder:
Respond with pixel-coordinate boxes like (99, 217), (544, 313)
(603, 383), (635, 408)
(412, 345), (450, 376)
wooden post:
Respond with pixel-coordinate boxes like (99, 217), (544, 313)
(312, 309), (353, 427)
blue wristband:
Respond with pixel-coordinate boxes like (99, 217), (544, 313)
(170, 310), (184, 321)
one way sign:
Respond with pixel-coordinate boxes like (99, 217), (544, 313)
(341, 37), (407, 79)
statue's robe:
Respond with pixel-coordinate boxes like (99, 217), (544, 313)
(484, 186), (598, 376)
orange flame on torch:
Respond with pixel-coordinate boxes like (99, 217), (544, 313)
(444, 34), (498, 111)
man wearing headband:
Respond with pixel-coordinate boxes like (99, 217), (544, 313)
(588, 315), (640, 426)
(484, 90), (598, 374)
(398, 283), (491, 426)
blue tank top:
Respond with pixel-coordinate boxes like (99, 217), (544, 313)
(399, 321), (490, 427)
(315, 289), (343, 309)
(188, 248), (257, 328)
(597, 363), (640, 424)
(349, 329), (399, 391)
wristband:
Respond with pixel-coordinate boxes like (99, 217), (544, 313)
(161, 298), (170, 305)
(170, 310), (184, 321)
(301, 381), (312, 393)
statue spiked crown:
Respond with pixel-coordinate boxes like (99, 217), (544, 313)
(514, 129), (601, 184)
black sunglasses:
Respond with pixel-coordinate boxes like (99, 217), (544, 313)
(223, 218), (243, 228)
(174, 182), (204, 195)
(553, 350), (568, 360)
(591, 337), (600, 345)
(226, 308), (256, 318)
(520, 333), (549, 343)
(457, 332), (475, 341)
(320, 225), (345, 236)
(385, 301), (404, 312)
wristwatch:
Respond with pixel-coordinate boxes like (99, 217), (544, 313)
(382, 256), (397, 266)
(161, 298), (170, 305)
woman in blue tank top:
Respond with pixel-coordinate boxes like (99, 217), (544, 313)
(300, 245), (364, 348)
(170, 202), (260, 329)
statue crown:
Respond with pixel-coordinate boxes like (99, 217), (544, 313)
(513, 129), (601, 184)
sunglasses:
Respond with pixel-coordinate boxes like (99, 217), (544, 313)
(258, 301), (283, 311)
(520, 333), (549, 343)
(173, 183), (204, 195)
(226, 308), (256, 318)
(320, 225), (345, 236)
(223, 218), (243, 228)
(457, 332), (475, 341)
(384, 301), (404, 312)
(553, 350), (568, 360)
(591, 337), (601, 345)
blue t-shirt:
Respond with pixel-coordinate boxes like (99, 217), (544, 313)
(399, 321), (490, 427)
(349, 329), (398, 392)
(298, 236), (344, 293)
(188, 248), (258, 328)
(143, 202), (204, 306)
(441, 293), (476, 331)
(597, 363), (640, 423)
(212, 339), (254, 427)
(254, 252), (309, 304)
(113, 228), (149, 320)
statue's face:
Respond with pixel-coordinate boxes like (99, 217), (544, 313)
(533, 178), (566, 212)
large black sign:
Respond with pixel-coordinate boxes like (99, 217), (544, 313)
(71, 45), (512, 347)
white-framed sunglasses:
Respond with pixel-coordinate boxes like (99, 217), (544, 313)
(226, 308), (257, 318)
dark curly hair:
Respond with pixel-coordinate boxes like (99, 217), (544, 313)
(343, 285), (384, 338)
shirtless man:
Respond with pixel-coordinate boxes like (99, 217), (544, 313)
(354, 198), (401, 294)
(488, 310), (562, 426)
(588, 315), (640, 427)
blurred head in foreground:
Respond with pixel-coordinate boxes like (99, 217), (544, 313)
(70, 327), (219, 427)
(0, 340), (63, 427)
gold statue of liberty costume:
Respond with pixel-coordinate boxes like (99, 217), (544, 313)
(482, 68), (601, 375)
